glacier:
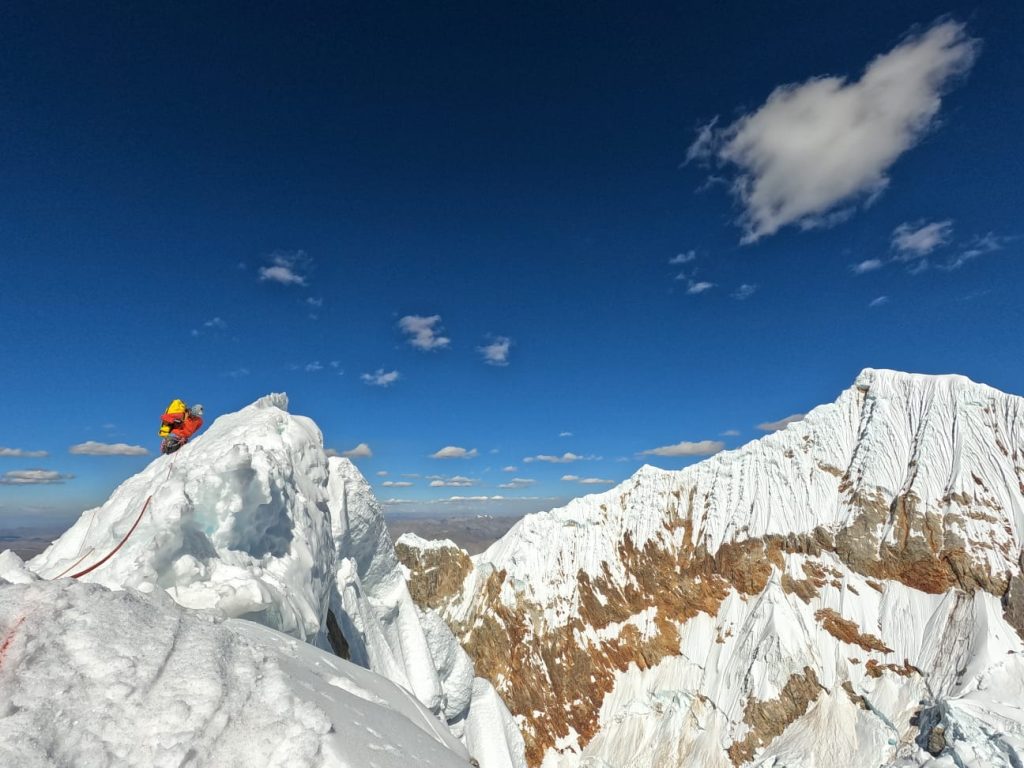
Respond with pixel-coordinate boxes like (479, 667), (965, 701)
(2, 393), (524, 768)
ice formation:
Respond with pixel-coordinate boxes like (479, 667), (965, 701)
(5, 393), (524, 768)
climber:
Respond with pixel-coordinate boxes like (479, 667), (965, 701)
(159, 400), (204, 454)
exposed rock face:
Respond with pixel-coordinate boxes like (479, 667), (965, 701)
(395, 535), (474, 611)
(406, 370), (1024, 767)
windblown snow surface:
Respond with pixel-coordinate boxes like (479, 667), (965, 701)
(2, 393), (523, 768)
(415, 370), (1024, 767)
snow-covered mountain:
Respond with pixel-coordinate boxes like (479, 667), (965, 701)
(398, 369), (1024, 767)
(2, 393), (524, 768)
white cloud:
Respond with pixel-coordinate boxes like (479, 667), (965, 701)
(259, 251), (309, 286)
(479, 336), (512, 366)
(305, 361), (324, 373)
(523, 452), (597, 464)
(0, 469), (74, 485)
(361, 369), (400, 387)
(561, 475), (615, 486)
(502, 466), (518, 472)
(430, 446), (478, 459)
(497, 478), (536, 490)
(669, 251), (697, 265)
(225, 368), (250, 378)
(640, 440), (725, 457)
(731, 284), (758, 300)
(891, 220), (954, 259)
(204, 317), (227, 330)
(686, 281), (715, 295)
(376, 470), (389, 477)
(939, 232), (1010, 271)
(399, 315), (450, 351)
(0, 447), (48, 458)
(559, 431), (573, 438)
(691, 21), (979, 242)
(851, 259), (884, 274)
(341, 443), (373, 459)
(721, 429), (741, 437)
(429, 475), (477, 488)
(381, 480), (414, 488)
(869, 295), (890, 308)
(306, 297), (324, 308)
(757, 413), (806, 432)
(69, 441), (149, 456)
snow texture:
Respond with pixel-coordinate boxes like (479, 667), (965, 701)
(9, 394), (523, 768)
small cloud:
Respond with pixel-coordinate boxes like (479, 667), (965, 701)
(721, 429), (741, 437)
(430, 446), (478, 459)
(429, 475), (477, 488)
(204, 317), (227, 331)
(523, 452), (597, 464)
(561, 474), (615, 486)
(686, 281), (715, 295)
(669, 251), (697, 265)
(939, 232), (1011, 271)
(869, 295), (890, 308)
(640, 440), (725, 457)
(559, 431), (573, 438)
(342, 443), (373, 459)
(306, 297), (324, 308)
(376, 471), (389, 477)
(305, 361), (324, 373)
(502, 466), (518, 472)
(225, 368), (250, 378)
(259, 251), (309, 286)
(69, 441), (149, 456)
(381, 480), (414, 488)
(399, 315), (450, 351)
(851, 259), (884, 275)
(498, 478), (536, 490)
(891, 220), (954, 258)
(479, 336), (512, 366)
(731, 284), (758, 300)
(0, 469), (74, 485)
(757, 413), (805, 432)
(0, 447), (48, 458)
(362, 369), (400, 387)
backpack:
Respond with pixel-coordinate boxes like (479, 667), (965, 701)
(159, 399), (188, 437)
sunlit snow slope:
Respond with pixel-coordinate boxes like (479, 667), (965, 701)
(8, 394), (523, 768)
(402, 370), (1024, 767)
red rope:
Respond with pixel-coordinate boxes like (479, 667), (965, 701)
(51, 547), (95, 579)
(70, 495), (153, 580)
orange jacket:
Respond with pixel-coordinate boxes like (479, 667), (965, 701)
(171, 415), (203, 440)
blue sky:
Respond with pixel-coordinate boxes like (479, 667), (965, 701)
(2, 3), (1022, 528)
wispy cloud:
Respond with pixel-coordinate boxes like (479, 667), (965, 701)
(559, 431), (573, 438)
(892, 220), (954, 259)
(430, 446), (478, 459)
(502, 466), (518, 472)
(561, 475), (615, 486)
(361, 369), (400, 387)
(757, 413), (805, 432)
(259, 251), (309, 286)
(341, 443), (372, 459)
(0, 469), (74, 485)
(381, 480), (414, 488)
(204, 317), (227, 331)
(376, 471), (388, 477)
(721, 429), (741, 437)
(731, 284), (758, 300)
(0, 447), (48, 458)
(938, 232), (1011, 271)
(479, 336), (512, 366)
(429, 475), (477, 488)
(689, 21), (979, 242)
(69, 441), (149, 456)
(399, 315), (450, 351)
(523, 452), (598, 464)
(304, 361), (324, 373)
(669, 251), (697, 265)
(686, 281), (715, 295)
(851, 259), (884, 275)
(497, 477), (536, 490)
(869, 295), (890, 308)
(225, 367), (250, 378)
(306, 297), (324, 308)
(640, 440), (725, 457)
